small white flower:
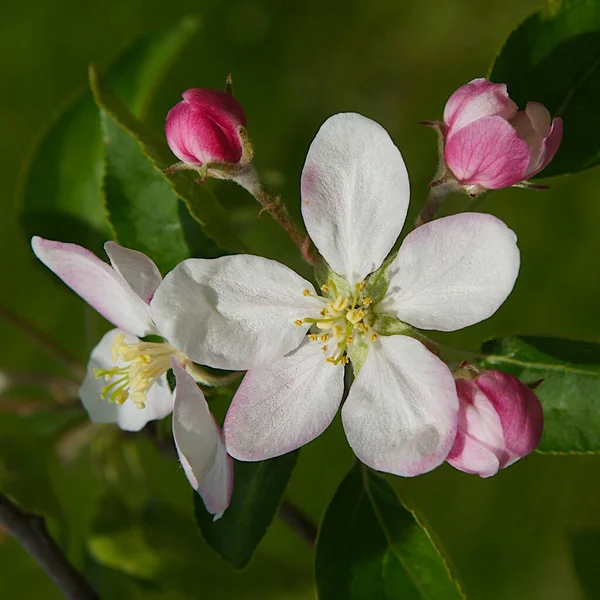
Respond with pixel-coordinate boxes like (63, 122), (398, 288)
(32, 237), (232, 518)
(151, 113), (520, 476)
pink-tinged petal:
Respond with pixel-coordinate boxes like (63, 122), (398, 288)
(32, 237), (154, 338)
(172, 360), (233, 519)
(165, 89), (246, 166)
(443, 78), (518, 136)
(301, 113), (409, 286)
(447, 378), (505, 477)
(524, 117), (563, 178)
(224, 340), (345, 461)
(525, 102), (551, 137)
(380, 213), (520, 332)
(475, 371), (543, 464)
(342, 335), (458, 477)
(104, 242), (162, 303)
(79, 329), (173, 431)
(445, 116), (530, 189)
(151, 255), (323, 371)
(446, 429), (501, 477)
(165, 102), (203, 165)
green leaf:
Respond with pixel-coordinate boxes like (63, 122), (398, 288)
(19, 17), (200, 255)
(490, 0), (600, 177)
(315, 464), (464, 600)
(90, 67), (247, 271)
(482, 336), (600, 454)
(194, 453), (298, 569)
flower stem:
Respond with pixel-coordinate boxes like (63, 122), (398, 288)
(230, 165), (320, 266)
(0, 493), (100, 600)
(414, 183), (452, 227)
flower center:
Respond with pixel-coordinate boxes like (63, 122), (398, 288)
(93, 334), (183, 409)
(295, 279), (377, 365)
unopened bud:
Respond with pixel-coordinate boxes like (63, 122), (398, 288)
(433, 78), (563, 196)
(446, 366), (544, 477)
(165, 87), (249, 174)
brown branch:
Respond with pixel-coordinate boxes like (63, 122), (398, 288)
(277, 499), (317, 547)
(0, 492), (100, 599)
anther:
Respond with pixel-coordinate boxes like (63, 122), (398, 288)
(346, 336), (353, 344)
(319, 334), (329, 343)
(321, 284), (330, 293)
(319, 308), (328, 317)
(302, 289), (311, 296)
(363, 297), (373, 306)
(371, 333), (377, 341)
(294, 319), (304, 326)
(308, 334), (318, 341)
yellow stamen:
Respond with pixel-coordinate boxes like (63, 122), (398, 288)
(302, 289), (311, 296)
(294, 319), (304, 326)
(95, 337), (182, 410)
(371, 333), (377, 341)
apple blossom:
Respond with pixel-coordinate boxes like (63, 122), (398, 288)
(447, 366), (544, 477)
(437, 78), (563, 195)
(151, 112), (521, 477)
(165, 88), (249, 178)
(31, 236), (232, 518)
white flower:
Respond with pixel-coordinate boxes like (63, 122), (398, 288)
(151, 113), (520, 476)
(31, 237), (232, 518)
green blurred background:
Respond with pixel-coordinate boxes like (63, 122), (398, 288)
(1, 0), (600, 598)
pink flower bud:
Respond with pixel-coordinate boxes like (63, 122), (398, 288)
(165, 89), (247, 167)
(442, 78), (563, 193)
(447, 367), (544, 477)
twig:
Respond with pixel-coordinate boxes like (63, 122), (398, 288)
(0, 304), (85, 380)
(230, 165), (320, 267)
(0, 492), (100, 600)
(277, 499), (317, 547)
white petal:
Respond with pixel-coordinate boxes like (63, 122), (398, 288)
(32, 237), (154, 337)
(151, 255), (323, 370)
(380, 213), (520, 331)
(172, 360), (233, 518)
(104, 242), (162, 303)
(224, 340), (345, 461)
(79, 329), (174, 432)
(198, 438), (234, 521)
(342, 335), (458, 476)
(301, 113), (409, 286)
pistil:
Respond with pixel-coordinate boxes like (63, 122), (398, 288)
(296, 279), (375, 365)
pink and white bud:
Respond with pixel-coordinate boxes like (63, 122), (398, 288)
(447, 367), (544, 477)
(165, 88), (247, 167)
(441, 78), (563, 194)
